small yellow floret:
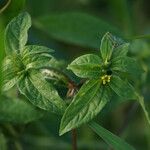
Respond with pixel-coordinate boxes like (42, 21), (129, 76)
(101, 76), (105, 80)
(102, 80), (106, 85)
(101, 75), (111, 85)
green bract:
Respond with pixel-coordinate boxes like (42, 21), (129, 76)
(2, 12), (66, 115)
(60, 32), (140, 135)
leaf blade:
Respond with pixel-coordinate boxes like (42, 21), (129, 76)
(0, 96), (44, 124)
(18, 71), (66, 115)
(138, 96), (150, 126)
(67, 54), (101, 79)
(100, 32), (115, 62)
(5, 12), (31, 54)
(59, 80), (111, 135)
(109, 75), (136, 100)
(34, 12), (121, 48)
(22, 45), (55, 70)
(2, 56), (18, 91)
(112, 43), (129, 59)
(111, 57), (143, 79)
(89, 121), (135, 150)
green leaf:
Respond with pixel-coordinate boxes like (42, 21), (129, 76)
(0, 20), (5, 94)
(111, 57), (143, 79)
(22, 45), (55, 69)
(109, 75), (137, 100)
(0, 96), (44, 123)
(2, 56), (18, 91)
(5, 12), (31, 54)
(18, 70), (66, 115)
(100, 32), (115, 62)
(112, 43), (129, 59)
(34, 12), (121, 48)
(1, 0), (26, 92)
(67, 54), (101, 79)
(0, 132), (7, 150)
(22, 45), (54, 56)
(2, 53), (26, 91)
(138, 96), (150, 127)
(89, 121), (135, 150)
(59, 80), (111, 135)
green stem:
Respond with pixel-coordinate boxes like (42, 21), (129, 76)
(0, 0), (11, 14)
(41, 66), (76, 86)
(3, 124), (23, 150)
(46, 67), (79, 149)
(125, 34), (150, 40)
(65, 77), (78, 150)
(117, 102), (139, 136)
(14, 141), (23, 150)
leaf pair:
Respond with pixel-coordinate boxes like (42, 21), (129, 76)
(59, 32), (140, 135)
(3, 12), (66, 115)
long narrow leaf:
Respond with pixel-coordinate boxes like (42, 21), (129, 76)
(34, 12), (121, 48)
(89, 121), (135, 150)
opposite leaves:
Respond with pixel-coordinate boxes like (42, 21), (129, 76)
(3, 12), (67, 115)
(3, 12), (149, 139)
(60, 32), (141, 135)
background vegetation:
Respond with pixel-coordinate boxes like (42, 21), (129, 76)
(0, 0), (150, 149)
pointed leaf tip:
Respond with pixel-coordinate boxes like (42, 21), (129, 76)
(59, 80), (111, 135)
(5, 11), (31, 54)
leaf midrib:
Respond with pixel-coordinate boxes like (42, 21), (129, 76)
(61, 80), (101, 132)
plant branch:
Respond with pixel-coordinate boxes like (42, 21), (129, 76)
(72, 129), (77, 150)
(65, 77), (79, 150)
(41, 66), (76, 86)
(117, 102), (139, 136)
(125, 34), (150, 40)
(2, 124), (23, 150)
(0, 0), (11, 14)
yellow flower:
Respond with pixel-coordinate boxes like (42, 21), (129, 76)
(101, 75), (111, 85)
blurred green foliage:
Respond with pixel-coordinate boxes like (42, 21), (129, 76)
(0, 0), (150, 150)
